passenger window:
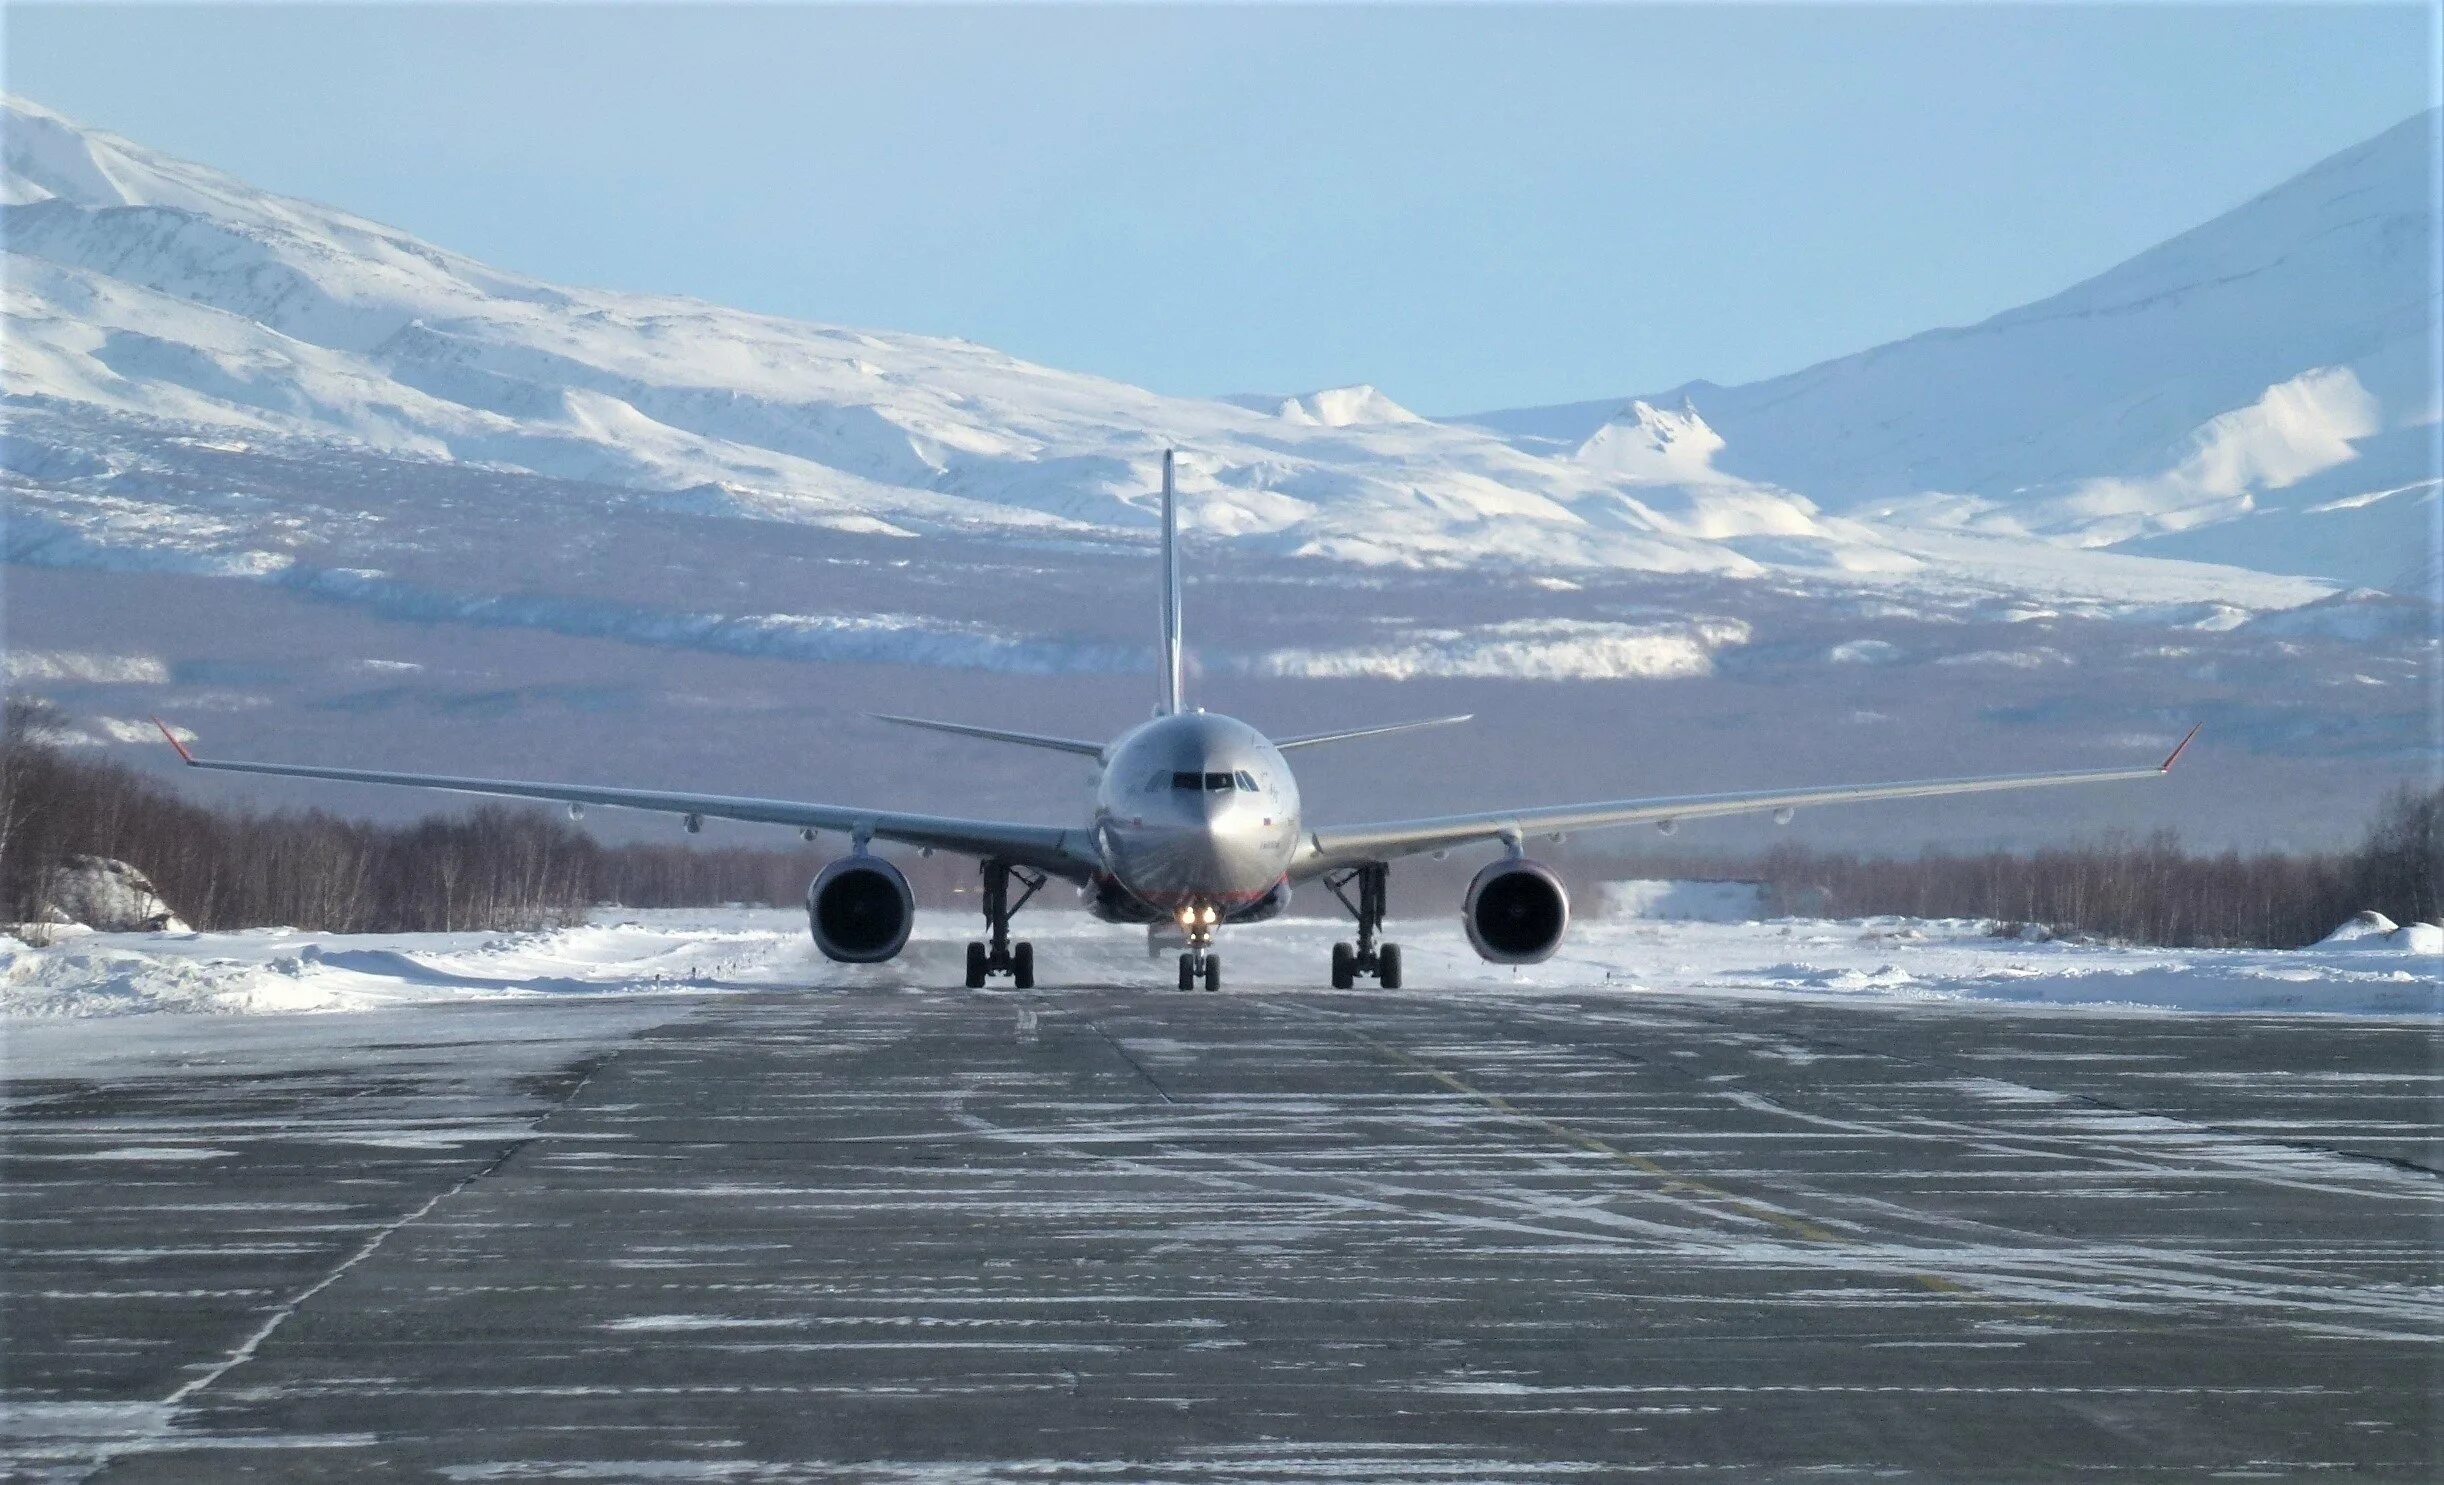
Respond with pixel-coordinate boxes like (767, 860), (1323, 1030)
(1235, 771), (1258, 791)
(1205, 772), (1233, 792)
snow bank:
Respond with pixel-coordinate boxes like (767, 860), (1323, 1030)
(41, 856), (185, 932)
(0, 913), (793, 1017)
(2316, 911), (2444, 955)
(6, 908), (2433, 1021)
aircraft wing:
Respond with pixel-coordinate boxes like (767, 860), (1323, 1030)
(153, 723), (1101, 881)
(1291, 726), (2199, 879)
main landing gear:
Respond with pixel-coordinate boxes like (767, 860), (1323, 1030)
(1325, 862), (1402, 990)
(965, 858), (1044, 990)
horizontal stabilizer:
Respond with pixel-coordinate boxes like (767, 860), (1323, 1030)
(1273, 715), (1474, 751)
(869, 714), (1106, 757)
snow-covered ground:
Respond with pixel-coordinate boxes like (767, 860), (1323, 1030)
(5, 908), (2433, 1020)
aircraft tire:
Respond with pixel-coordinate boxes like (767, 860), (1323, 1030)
(964, 942), (988, 989)
(1011, 942), (1034, 990)
(1177, 954), (1195, 992)
(1331, 942), (1355, 990)
(1378, 943), (1403, 990)
(1203, 954), (1221, 992)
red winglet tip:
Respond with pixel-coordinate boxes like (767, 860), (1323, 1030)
(2160, 722), (2202, 772)
(151, 717), (195, 764)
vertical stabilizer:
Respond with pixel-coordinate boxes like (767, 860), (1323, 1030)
(1159, 449), (1184, 715)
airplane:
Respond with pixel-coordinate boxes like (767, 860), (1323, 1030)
(154, 449), (2200, 993)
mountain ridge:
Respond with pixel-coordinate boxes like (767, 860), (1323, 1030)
(1465, 110), (2440, 591)
(0, 91), (2388, 608)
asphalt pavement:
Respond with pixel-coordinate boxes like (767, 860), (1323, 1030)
(4, 985), (2438, 1480)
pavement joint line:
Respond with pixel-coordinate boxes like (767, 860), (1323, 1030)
(136, 1043), (632, 1438)
(1275, 1002), (1975, 1299)
(1078, 1012), (1179, 1106)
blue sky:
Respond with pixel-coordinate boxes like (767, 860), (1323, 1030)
(6, 3), (2433, 413)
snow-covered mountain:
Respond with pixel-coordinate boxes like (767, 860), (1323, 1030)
(4, 95), (2432, 851)
(0, 93), (2347, 608)
(1468, 113), (2441, 593)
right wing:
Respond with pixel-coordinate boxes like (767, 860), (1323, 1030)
(154, 722), (1101, 881)
(1293, 726), (2200, 879)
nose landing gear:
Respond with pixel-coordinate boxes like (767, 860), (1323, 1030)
(1325, 863), (1402, 989)
(965, 859), (1044, 990)
(1173, 903), (1221, 991)
(1176, 950), (1220, 992)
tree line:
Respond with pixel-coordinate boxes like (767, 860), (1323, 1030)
(1569, 788), (2438, 949)
(0, 701), (832, 933)
(4, 700), (2433, 946)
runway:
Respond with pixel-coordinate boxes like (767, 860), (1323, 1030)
(5, 983), (2439, 1480)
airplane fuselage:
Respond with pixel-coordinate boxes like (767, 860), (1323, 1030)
(1091, 711), (1300, 928)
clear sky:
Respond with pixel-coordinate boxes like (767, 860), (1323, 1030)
(5, 3), (2434, 414)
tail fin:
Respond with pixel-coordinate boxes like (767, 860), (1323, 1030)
(1159, 448), (1184, 715)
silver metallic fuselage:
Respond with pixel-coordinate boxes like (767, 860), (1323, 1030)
(1091, 712), (1300, 922)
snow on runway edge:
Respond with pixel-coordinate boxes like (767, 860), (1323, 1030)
(5, 908), (2434, 1020)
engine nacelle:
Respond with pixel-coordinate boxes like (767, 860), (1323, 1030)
(1463, 858), (1570, 964)
(806, 856), (914, 963)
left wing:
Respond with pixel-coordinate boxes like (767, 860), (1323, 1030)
(153, 722), (1101, 881)
(1291, 726), (2200, 879)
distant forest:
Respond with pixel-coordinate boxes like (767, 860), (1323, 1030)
(3, 700), (2434, 948)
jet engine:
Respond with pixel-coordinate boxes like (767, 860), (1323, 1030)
(1463, 859), (1569, 964)
(806, 856), (914, 963)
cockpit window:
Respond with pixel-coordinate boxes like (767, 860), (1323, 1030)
(1146, 771), (1170, 793)
(1235, 771), (1258, 791)
(1172, 771), (1202, 791)
(1205, 772), (1233, 792)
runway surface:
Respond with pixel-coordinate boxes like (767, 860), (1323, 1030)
(4, 983), (2439, 1480)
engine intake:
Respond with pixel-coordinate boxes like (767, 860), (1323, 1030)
(807, 856), (914, 963)
(1463, 858), (1570, 964)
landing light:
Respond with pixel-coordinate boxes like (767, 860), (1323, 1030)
(1201, 904), (1219, 925)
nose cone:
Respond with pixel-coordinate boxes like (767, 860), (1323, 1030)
(1129, 821), (1247, 889)
(1111, 811), (1280, 908)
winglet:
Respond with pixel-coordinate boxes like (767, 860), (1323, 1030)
(151, 717), (195, 764)
(2159, 722), (2202, 772)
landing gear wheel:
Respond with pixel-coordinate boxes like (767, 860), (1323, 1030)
(1326, 862), (1396, 989)
(972, 858), (1045, 990)
(1202, 954), (1221, 992)
(1177, 953), (1196, 992)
